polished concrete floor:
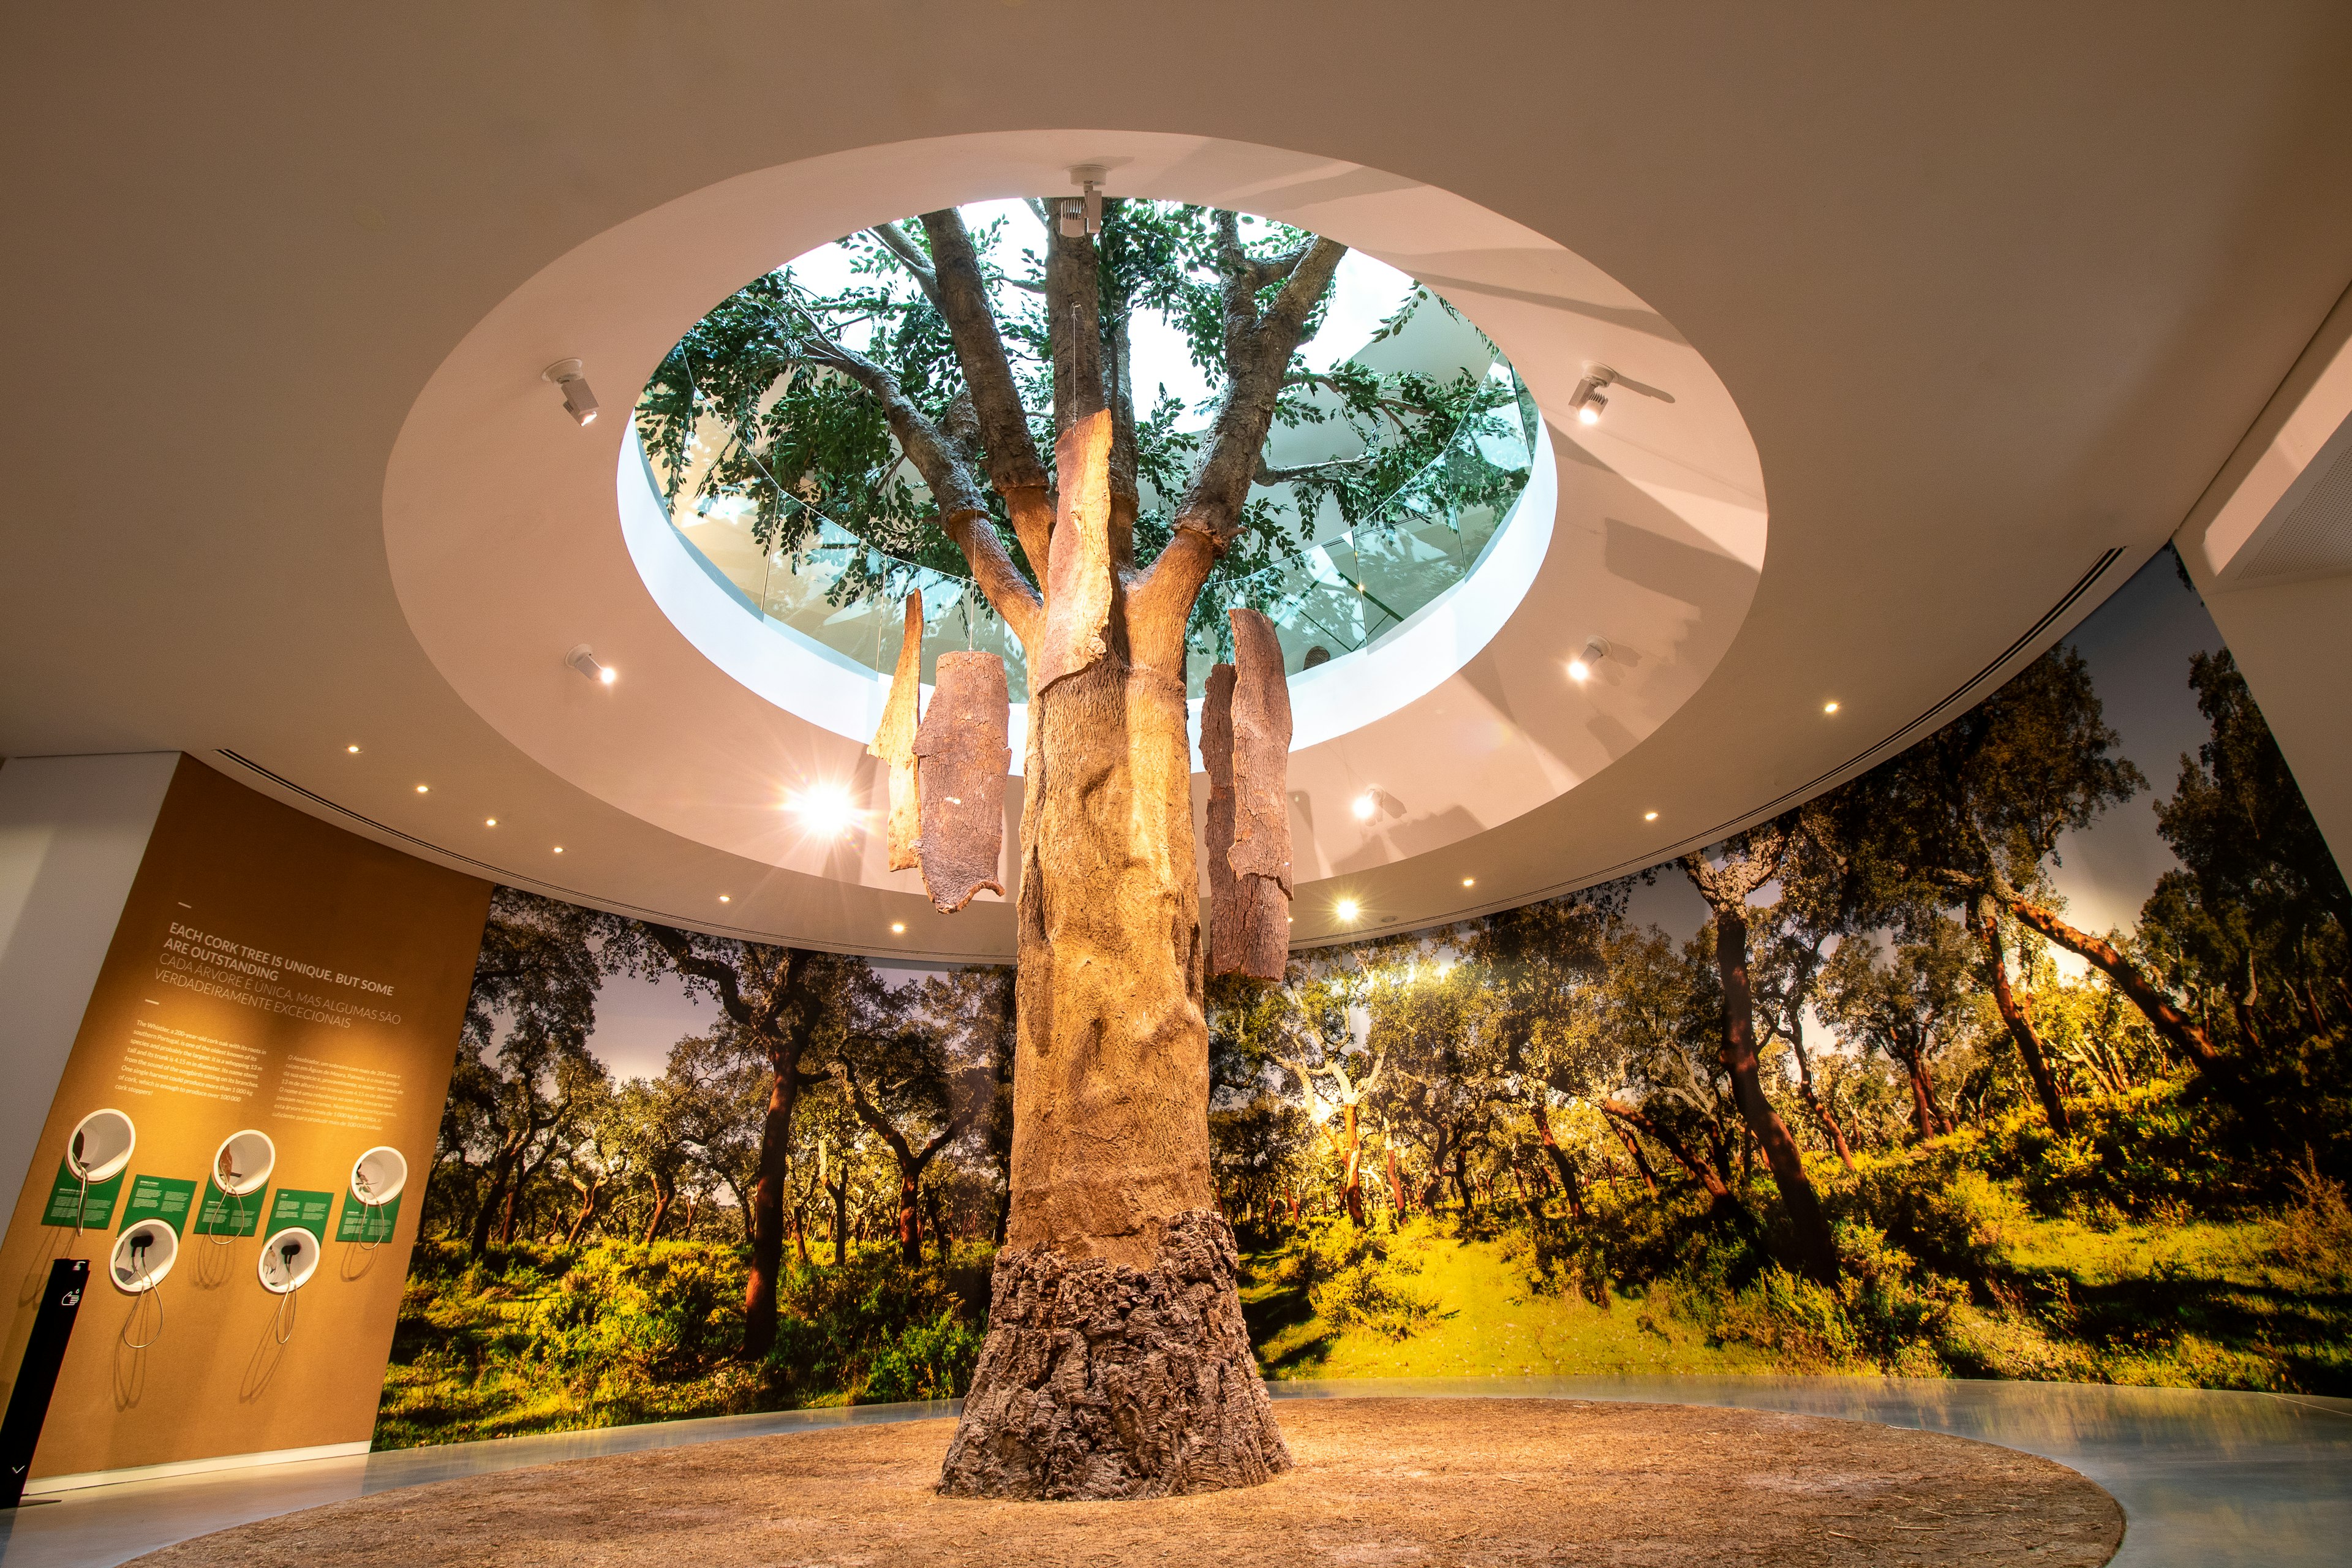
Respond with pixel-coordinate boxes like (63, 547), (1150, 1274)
(0, 1377), (2341, 1567)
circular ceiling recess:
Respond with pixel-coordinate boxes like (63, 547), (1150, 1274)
(383, 131), (1766, 951)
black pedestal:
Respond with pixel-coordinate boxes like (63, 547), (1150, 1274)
(0, 1258), (88, 1507)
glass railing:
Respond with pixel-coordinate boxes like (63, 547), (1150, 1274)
(642, 375), (1535, 703)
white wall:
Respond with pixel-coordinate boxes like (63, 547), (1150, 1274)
(0, 753), (178, 1227)
(2177, 568), (2352, 873)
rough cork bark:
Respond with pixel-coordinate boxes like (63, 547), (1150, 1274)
(832, 206), (1344, 1502)
(914, 650), (1010, 913)
(938, 1209), (1290, 1499)
(1225, 608), (1293, 980)
(870, 593), (924, 872)
(1199, 662), (1242, 974)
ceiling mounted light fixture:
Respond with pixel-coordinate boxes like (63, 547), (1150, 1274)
(542, 358), (600, 426)
(1567, 636), (1611, 682)
(1823, 700), (1840, 714)
(1059, 164), (1106, 238)
(1644, 810), (1659, 822)
(565, 643), (617, 685)
(891, 922), (907, 935)
(1567, 364), (1615, 426)
(1351, 792), (1378, 821)
(1335, 897), (1362, 922)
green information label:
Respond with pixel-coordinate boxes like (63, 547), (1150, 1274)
(40, 1157), (124, 1229)
(119, 1174), (200, 1236)
(266, 1187), (336, 1245)
(191, 1176), (266, 1237)
(335, 1191), (403, 1244)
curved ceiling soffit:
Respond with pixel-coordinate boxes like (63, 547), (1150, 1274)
(383, 130), (1766, 947)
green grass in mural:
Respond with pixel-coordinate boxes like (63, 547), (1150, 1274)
(373, 1238), (987, 1450)
(1237, 1144), (2352, 1395)
(1244, 1218), (1776, 1380)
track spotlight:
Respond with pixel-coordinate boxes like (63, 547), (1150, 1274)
(1567, 365), (1615, 427)
(1060, 165), (1106, 238)
(1567, 636), (1611, 683)
(565, 643), (616, 685)
(542, 358), (600, 426)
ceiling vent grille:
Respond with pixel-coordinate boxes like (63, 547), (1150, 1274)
(2238, 435), (2352, 584)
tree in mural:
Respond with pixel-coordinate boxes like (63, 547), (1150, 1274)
(632, 195), (1528, 1496)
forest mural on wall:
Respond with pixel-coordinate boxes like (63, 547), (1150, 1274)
(380, 552), (2351, 1450)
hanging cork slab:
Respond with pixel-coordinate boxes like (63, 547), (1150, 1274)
(915, 650), (1011, 913)
(1030, 408), (1114, 695)
(1226, 608), (1292, 981)
(867, 594), (924, 872)
(1200, 662), (1244, 976)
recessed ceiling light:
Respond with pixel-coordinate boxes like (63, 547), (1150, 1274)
(1351, 793), (1377, 821)
(1823, 700), (1839, 714)
(1336, 897), (1362, 922)
(552, 846), (564, 854)
(891, 922), (906, 935)
(346, 744), (360, 754)
(485, 818), (497, 827)
(415, 784), (428, 793)
(1462, 877), (1476, 887)
(718, 894), (731, 903)
(1644, 810), (1659, 821)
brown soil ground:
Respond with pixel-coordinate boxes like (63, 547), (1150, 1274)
(132, 1398), (2123, 1567)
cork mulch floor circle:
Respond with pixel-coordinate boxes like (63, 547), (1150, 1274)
(130, 1398), (2124, 1567)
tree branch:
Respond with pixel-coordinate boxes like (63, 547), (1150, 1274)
(1131, 232), (1347, 665)
(866, 222), (940, 307)
(918, 208), (1055, 576)
(778, 299), (1044, 646)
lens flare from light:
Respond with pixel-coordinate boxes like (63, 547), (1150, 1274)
(1351, 793), (1377, 821)
(1336, 898), (1362, 922)
(789, 783), (859, 839)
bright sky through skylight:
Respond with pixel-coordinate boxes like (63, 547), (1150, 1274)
(777, 199), (1417, 434)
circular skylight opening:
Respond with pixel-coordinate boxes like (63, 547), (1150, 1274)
(630, 200), (1535, 704)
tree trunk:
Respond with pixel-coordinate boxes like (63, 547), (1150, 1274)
(742, 1061), (808, 1355)
(829, 1178), (848, 1267)
(939, 651), (1289, 1501)
(1340, 1102), (1366, 1226)
(1600, 1100), (1730, 1202)
(1709, 907), (1839, 1286)
(2000, 893), (2225, 1073)
(1604, 1115), (1659, 1196)
(469, 1151), (514, 1258)
(643, 1174), (674, 1245)
(564, 1178), (601, 1246)
(497, 1165), (524, 1245)
(895, 1169), (922, 1267)
(1385, 1145), (1407, 1224)
(1784, 1025), (1856, 1172)
(1975, 895), (2071, 1134)
(1532, 1101), (1588, 1223)
(1903, 1056), (1940, 1141)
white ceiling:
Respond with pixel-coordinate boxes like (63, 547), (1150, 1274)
(6, 5), (2352, 961)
